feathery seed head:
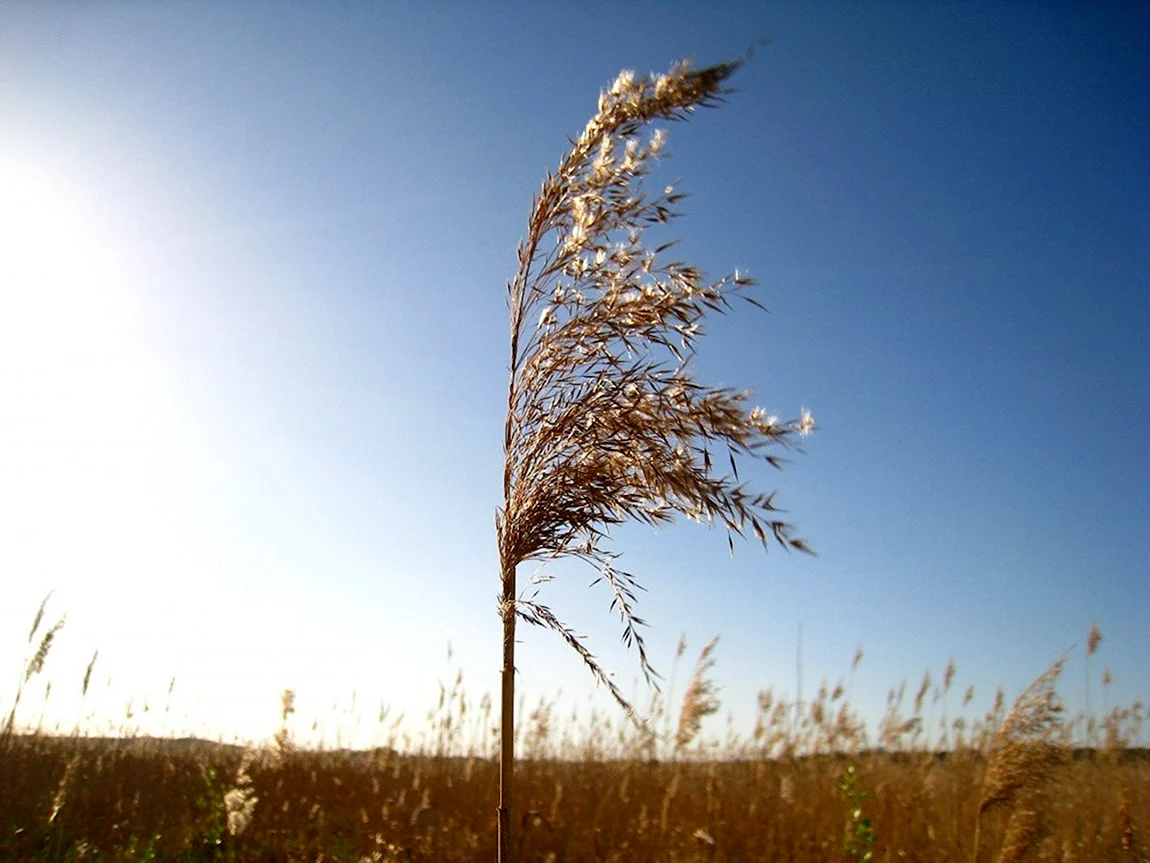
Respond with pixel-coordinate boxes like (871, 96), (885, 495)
(26, 617), (65, 681)
(82, 650), (98, 698)
(914, 671), (932, 714)
(501, 56), (811, 723)
(1086, 622), (1103, 657)
(978, 656), (1069, 822)
(28, 591), (53, 643)
(675, 637), (721, 752)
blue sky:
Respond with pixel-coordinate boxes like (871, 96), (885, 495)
(1, 3), (1146, 749)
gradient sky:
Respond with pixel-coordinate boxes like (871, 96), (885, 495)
(1, 3), (1146, 750)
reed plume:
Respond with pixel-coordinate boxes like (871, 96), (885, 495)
(2, 593), (65, 751)
(496, 54), (812, 860)
(972, 656), (1068, 863)
(675, 636), (722, 754)
(1085, 621), (1102, 743)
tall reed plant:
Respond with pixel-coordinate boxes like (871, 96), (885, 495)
(2, 593), (65, 758)
(972, 656), (1069, 863)
(496, 54), (813, 860)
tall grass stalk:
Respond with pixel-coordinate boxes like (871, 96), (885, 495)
(2, 593), (65, 756)
(1085, 621), (1102, 744)
(496, 54), (813, 860)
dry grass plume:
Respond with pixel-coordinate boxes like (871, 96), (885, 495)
(973, 656), (1070, 863)
(494, 54), (814, 858)
(675, 636), (721, 754)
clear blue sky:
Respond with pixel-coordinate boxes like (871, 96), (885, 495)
(1, 3), (1146, 749)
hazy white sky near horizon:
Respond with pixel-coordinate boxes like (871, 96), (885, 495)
(1, 3), (1147, 749)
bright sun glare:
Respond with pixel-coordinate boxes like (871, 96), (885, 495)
(0, 158), (210, 736)
(0, 159), (149, 558)
(0, 159), (350, 745)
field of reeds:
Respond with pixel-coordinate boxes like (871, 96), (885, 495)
(3, 636), (1146, 862)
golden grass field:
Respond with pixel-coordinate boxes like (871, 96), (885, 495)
(2, 646), (1146, 862)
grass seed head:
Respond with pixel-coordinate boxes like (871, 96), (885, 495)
(1087, 622), (1103, 657)
(500, 56), (813, 721)
(978, 656), (1069, 816)
(675, 637), (721, 753)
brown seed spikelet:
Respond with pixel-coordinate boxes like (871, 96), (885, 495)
(27, 590), (53, 643)
(675, 637), (721, 752)
(81, 650), (99, 698)
(914, 670), (932, 715)
(1086, 622), (1103, 657)
(25, 617), (65, 681)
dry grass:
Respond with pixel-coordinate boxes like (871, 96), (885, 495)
(5, 733), (1148, 862)
(499, 54), (813, 719)
(674, 637), (721, 754)
(973, 656), (1071, 862)
(2, 593), (65, 751)
(495, 55), (814, 857)
(2, 634), (1147, 862)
